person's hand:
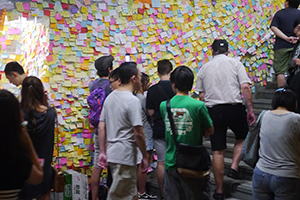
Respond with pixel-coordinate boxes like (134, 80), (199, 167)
(294, 58), (300, 66)
(247, 111), (256, 126)
(287, 36), (298, 44)
(140, 157), (148, 173)
(98, 153), (108, 169)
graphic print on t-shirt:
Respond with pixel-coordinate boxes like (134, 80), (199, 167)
(164, 108), (193, 135)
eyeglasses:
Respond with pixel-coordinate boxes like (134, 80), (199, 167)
(276, 88), (286, 92)
(110, 79), (118, 84)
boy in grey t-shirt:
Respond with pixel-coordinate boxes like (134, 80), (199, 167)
(98, 62), (148, 200)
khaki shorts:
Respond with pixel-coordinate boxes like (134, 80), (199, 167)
(107, 163), (137, 200)
(273, 48), (293, 74)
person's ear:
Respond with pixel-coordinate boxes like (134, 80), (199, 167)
(12, 71), (19, 78)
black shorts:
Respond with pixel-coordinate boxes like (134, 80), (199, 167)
(208, 104), (249, 151)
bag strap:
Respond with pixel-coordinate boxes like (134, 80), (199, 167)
(55, 116), (61, 172)
(157, 84), (170, 100)
(166, 99), (179, 148)
(257, 110), (266, 126)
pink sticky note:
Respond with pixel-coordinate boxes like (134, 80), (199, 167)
(23, 3), (30, 10)
(60, 157), (67, 164)
(71, 77), (77, 83)
(155, 46), (160, 51)
(55, 14), (62, 20)
(46, 55), (53, 62)
(96, 26), (101, 32)
(2, 44), (6, 50)
(66, 108), (72, 114)
(126, 48), (132, 53)
(96, 41), (102, 46)
(88, 14), (94, 21)
(79, 160), (84, 167)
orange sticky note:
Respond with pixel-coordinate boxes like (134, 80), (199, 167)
(67, 160), (72, 166)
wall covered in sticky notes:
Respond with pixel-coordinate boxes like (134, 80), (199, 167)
(0, 0), (283, 177)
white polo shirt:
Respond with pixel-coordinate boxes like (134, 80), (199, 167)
(195, 54), (251, 107)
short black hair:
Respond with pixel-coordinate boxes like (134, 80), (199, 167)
(272, 88), (297, 112)
(157, 59), (173, 75)
(118, 62), (138, 84)
(94, 55), (113, 77)
(288, 0), (300, 8)
(141, 72), (149, 86)
(293, 17), (300, 28)
(4, 62), (25, 76)
(212, 39), (228, 55)
(109, 67), (120, 80)
(170, 66), (194, 92)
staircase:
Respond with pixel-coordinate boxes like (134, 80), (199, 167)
(146, 82), (276, 200)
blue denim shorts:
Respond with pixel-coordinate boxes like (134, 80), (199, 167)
(252, 167), (300, 200)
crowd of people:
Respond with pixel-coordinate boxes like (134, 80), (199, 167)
(2, 1), (300, 199)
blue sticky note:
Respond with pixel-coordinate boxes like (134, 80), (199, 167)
(57, 24), (63, 30)
(142, 32), (148, 38)
(98, 32), (103, 39)
(90, 42), (96, 47)
(51, 64), (58, 69)
(60, 145), (66, 152)
(152, 0), (161, 8)
(109, 31), (115, 36)
(79, 143), (86, 149)
(55, 93), (62, 100)
(81, 21), (87, 27)
(50, 34), (55, 40)
(126, 30), (132, 36)
(71, 46), (77, 51)
(58, 55), (63, 59)
(76, 51), (82, 57)
(171, 40), (176, 46)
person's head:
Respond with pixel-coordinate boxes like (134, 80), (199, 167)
(170, 66), (194, 92)
(141, 72), (151, 92)
(294, 17), (300, 38)
(286, 0), (300, 8)
(0, 89), (23, 154)
(157, 59), (173, 76)
(94, 55), (114, 78)
(109, 68), (121, 91)
(272, 88), (297, 112)
(118, 62), (141, 91)
(4, 61), (26, 86)
(211, 39), (229, 56)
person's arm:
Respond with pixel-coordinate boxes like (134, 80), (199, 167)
(203, 126), (214, 138)
(98, 121), (107, 169)
(241, 83), (256, 126)
(271, 26), (298, 44)
(21, 126), (43, 184)
(199, 92), (205, 101)
(134, 126), (148, 173)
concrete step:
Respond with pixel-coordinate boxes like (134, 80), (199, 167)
(211, 174), (253, 200)
(204, 142), (254, 181)
(252, 99), (272, 110)
(146, 168), (246, 200)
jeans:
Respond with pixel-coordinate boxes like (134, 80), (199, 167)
(252, 167), (300, 200)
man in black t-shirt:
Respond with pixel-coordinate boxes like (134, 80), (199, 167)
(270, 0), (300, 87)
(146, 59), (175, 198)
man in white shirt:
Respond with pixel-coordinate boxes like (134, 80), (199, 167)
(195, 39), (255, 200)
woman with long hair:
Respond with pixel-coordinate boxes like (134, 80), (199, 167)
(0, 89), (43, 199)
(19, 76), (56, 200)
(252, 88), (300, 200)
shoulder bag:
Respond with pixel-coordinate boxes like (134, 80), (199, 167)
(166, 99), (211, 178)
(241, 110), (266, 168)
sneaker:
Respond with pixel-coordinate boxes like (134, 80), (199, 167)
(227, 168), (240, 180)
(213, 192), (224, 200)
(138, 192), (157, 200)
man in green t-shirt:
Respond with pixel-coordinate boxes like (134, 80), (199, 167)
(160, 66), (214, 200)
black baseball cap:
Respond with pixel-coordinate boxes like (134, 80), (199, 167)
(212, 39), (228, 52)
(94, 55), (114, 71)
